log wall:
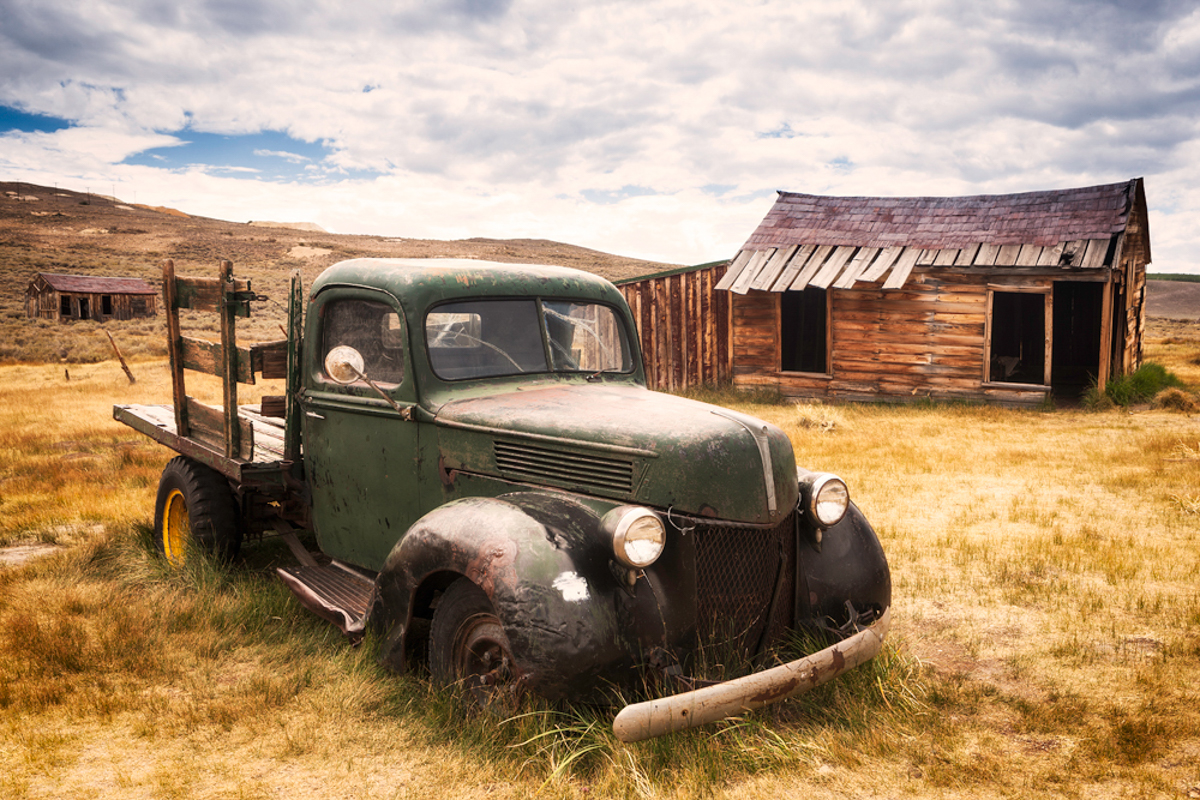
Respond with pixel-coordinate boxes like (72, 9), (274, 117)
(732, 269), (1079, 406)
(618, 264), (731, 392)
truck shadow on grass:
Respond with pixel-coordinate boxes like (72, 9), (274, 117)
(239, 534), (932, 794)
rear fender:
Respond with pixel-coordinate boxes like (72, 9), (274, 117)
(370, 493), (627, 698)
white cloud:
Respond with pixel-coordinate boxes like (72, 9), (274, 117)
(2, 0), (1200, 269)
(254, 149), (310, 164)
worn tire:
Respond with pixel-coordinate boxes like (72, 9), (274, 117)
(153, 456), (241, 565)
(429, 578), (522, 709)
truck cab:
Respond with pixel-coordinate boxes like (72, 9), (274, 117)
(117, 257), (891, 741)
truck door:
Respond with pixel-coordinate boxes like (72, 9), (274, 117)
(301, 290), (422, 571)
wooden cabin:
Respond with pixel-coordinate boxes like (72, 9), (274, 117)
(25, 273), (158, 322)
(715, 179), (1151, 405)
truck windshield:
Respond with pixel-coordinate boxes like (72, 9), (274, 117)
(426, 299), (632, 380)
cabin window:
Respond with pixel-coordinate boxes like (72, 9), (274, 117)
(60, 296), (72, 317)
(987, 289), (1048, 385)
(780, 288), (828, 374)
(101, 295), (114, 315)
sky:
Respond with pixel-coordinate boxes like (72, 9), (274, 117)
(2, 0), (1200, 271)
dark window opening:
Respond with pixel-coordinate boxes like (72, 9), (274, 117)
(77, 297), (89, 319)
(780, 289), (827, 374)
(1051, 282), (1103, 399)
(990, 292), (1045, 384)
(60, 295), (72, 317)
(101, 295), (114, 315)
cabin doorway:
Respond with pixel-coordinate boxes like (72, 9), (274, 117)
(1051, 281), (1104, 400)
(988, 291), (1047, 385)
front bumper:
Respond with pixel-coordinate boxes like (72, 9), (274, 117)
(612, 606), (891, 742)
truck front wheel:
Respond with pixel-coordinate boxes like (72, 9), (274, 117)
(430, 578), (523, 710)
(153, 456), (241, 566)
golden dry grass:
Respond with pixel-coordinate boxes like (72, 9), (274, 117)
(0, 321), (1198, 798)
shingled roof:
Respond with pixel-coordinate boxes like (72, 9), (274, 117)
(34, 273), (157, 295)
(717, 178), (1147, 293)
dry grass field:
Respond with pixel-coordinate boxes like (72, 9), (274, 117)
(2, 183), (1200, 798)
(0, 324), (1196, 799)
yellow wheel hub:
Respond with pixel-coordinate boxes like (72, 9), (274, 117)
(162, 488), (190, 566)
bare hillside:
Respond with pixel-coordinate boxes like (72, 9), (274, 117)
(1, 181), (683, 364)
(1146, 279), (1200, 320)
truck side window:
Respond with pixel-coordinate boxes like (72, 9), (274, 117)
(321, 299), (405, 387)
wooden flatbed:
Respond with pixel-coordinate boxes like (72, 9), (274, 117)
(115, 402), (293, 484)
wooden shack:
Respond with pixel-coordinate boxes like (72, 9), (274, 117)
(25, 273), (158, 322)
(715, 178), (1151, 405)
(616, 263), (732, 392)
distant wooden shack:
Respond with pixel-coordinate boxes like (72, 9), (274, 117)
(715, 178), (1151, 405)
(25, 273), (158, 322)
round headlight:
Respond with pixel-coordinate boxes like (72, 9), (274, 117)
(603, 506), (666, 569)
(800, 472), (850, 528)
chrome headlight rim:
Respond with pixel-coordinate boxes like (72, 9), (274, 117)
(603, 506), (666, 569)
(799, 471), (850, 529)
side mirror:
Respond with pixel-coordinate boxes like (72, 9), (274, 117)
(321, 344), (414, 421)
(324, 345), (365, 385)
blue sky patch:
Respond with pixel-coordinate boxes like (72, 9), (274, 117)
(756, 123), (806, 140)
(0, 105), (71, 134)
(121, 129), (376, 181)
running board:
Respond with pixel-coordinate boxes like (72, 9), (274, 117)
(277, 561), (375, 637)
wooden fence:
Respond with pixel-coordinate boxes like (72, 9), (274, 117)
(617, 262), (731, 392)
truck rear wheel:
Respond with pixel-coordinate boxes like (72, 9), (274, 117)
(153, 456), (241, 566)
(429, 578), (522, 710)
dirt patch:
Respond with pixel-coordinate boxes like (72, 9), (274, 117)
(250, 220), (327, 232)
(0, 543), (61, 566)
(289, 245), (333, 259)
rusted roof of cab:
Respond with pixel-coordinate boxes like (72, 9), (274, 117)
(311, 258), (626, 309)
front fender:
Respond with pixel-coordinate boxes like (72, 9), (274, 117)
(369, 493), (629, 698)
(799, 502), (891, 630)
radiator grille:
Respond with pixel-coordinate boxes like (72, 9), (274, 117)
(694, 513), (796, 652)
(493, 440), (634, 494)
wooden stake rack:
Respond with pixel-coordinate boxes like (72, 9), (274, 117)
(161, 259), (290, 462)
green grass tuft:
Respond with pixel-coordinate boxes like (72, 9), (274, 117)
(1085, 361), (1186, 408)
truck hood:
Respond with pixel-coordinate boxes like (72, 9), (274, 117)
(433, 384), (797, 525)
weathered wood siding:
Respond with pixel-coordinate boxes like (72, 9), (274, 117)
(618, 264), (731, 392)
(733, 269), (1068, 406)
(1116, 204), (1148, 375)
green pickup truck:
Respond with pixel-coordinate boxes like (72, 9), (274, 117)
(115, 256), (891, 742)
